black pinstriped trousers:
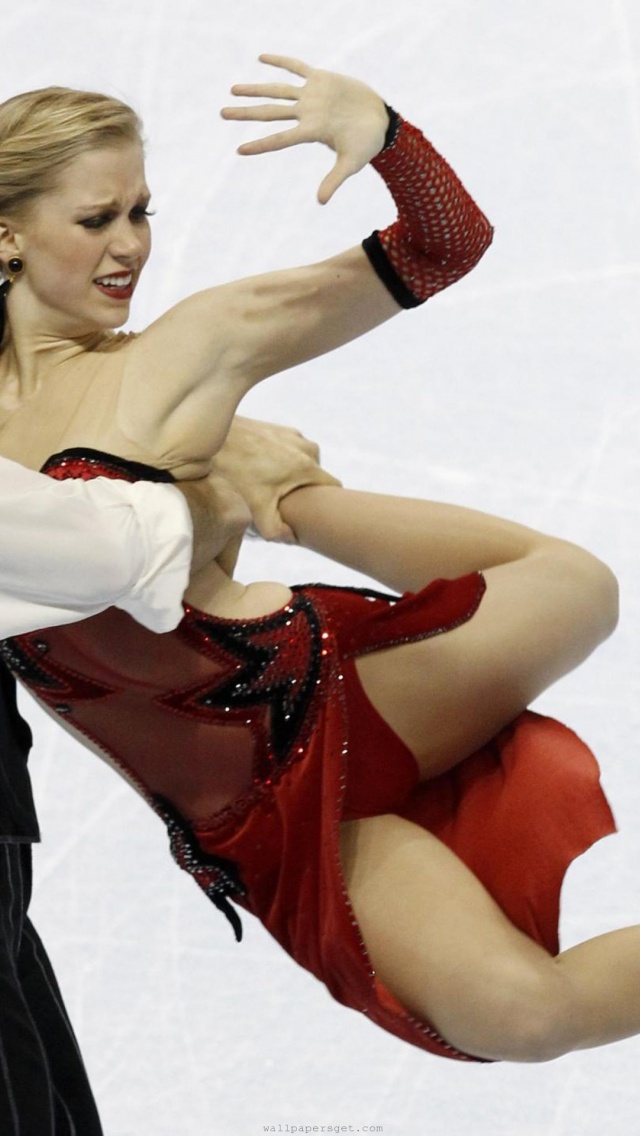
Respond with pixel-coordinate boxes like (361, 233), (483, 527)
(0, 842), (103, 1135)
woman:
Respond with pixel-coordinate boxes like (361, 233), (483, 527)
(0, 55), (630, 1065)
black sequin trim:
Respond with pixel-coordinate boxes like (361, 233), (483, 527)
(292, 582), (400, 604)
(180, 594), (323, 767)
(41, 448), (175, 484)
(153, 795), (246, 942)
(0, 638), (64, 690)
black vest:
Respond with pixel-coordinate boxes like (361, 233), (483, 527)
(0, 661), (39, 842)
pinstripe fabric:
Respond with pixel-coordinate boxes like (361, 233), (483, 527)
(0, 663), (38, 842)
(0, 843), (103, 1135)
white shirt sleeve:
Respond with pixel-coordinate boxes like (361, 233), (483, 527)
(0, 456), (193, 637)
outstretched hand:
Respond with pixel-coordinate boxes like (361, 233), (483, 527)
(221, 54), (389, 204)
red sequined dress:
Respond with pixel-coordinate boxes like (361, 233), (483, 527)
(0, 449), (616, 1063)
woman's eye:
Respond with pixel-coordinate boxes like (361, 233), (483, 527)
(78, 206), (154, 230)
(80, 215), (112, 230)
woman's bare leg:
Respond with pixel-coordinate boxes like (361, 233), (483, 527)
(279, 484), (610, 594)
(281, 485), (618, 777)
(281, 489), (630, 1061)
(341, 814), (640, 1062)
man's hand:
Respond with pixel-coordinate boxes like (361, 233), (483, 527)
(177, 472), (251, 575)
(211, 416), (341, 542)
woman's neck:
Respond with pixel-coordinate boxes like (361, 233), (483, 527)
(0, 286), (119, 396)
(0, 322), (111, 398)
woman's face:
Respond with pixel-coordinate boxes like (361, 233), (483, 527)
(11, 141), (152, 335)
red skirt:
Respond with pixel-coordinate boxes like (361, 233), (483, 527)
(184, 577), (616, 1061)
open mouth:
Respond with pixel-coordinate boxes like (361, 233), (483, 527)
(94, 272), (134, 300)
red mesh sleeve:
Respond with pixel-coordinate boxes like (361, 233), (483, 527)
(362, 109), (493, 308)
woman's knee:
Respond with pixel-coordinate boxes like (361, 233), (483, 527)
(435, 958), (575, 1064)
(544, 540), (619, 643)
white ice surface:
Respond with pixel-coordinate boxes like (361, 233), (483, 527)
(4, 1), (640, 1133)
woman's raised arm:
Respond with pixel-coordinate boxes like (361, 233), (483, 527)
(120, 56), (492, 468)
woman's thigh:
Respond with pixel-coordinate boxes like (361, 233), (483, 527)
(340, 813), (574, 1063)
(354, 556), (615, 779)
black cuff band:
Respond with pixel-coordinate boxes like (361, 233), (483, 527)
(382, 105), (401, 151)
(362, 232), (424, 309)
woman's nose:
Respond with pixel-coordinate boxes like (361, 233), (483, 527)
(109, 222), (147, 260)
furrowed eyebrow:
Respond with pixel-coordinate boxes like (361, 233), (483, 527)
(74, 200), (119, 213)
(74, 193), (151, 213)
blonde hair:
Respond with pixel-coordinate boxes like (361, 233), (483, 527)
(0, 86), (143, 219)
